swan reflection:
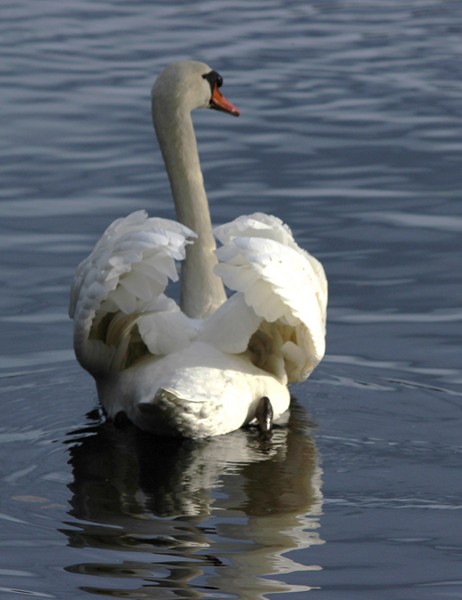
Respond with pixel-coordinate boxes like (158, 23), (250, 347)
(63, 402), (323, 597)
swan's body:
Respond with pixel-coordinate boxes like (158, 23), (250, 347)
(69, 61), (327, 438)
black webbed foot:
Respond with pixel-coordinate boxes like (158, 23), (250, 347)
(255, 396), (273, 435)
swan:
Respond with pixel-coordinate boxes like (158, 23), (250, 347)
(69, 60), (328, 438)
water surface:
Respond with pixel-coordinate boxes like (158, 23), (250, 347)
(1, 1), (461, 598)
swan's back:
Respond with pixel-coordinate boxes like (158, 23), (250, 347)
(69, 210), (327, 436)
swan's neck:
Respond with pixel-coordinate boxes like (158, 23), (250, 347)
(153, 104), (226, 318)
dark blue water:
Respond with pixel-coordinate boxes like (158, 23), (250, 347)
(1, 1), (461, 598)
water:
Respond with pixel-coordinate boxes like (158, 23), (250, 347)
(1, 0), (461, 597)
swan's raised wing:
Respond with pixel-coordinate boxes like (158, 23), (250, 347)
(212, 213), (327, 384)
(70, 210), (196, 374)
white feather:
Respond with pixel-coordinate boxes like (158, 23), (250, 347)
(198, 293), (262, 354)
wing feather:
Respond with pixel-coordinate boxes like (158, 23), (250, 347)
(69, 210), (196, 374)
(214, 214), (328, 383)
(198, 293), (262, 354)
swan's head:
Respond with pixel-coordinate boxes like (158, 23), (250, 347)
(152, 60), (240, 117)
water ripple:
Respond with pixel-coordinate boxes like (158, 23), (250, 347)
(2, 1), (462, 598)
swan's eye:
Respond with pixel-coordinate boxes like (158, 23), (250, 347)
(203, 70), (223, 92)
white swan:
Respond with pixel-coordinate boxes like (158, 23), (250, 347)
(69, 60), (328, 438)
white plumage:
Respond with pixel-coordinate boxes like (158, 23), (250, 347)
(70, 61), (327, 438)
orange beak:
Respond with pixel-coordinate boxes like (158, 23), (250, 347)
(210, 83), (240, 117)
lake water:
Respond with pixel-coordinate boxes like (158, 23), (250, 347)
(1, 0), (462, 598)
